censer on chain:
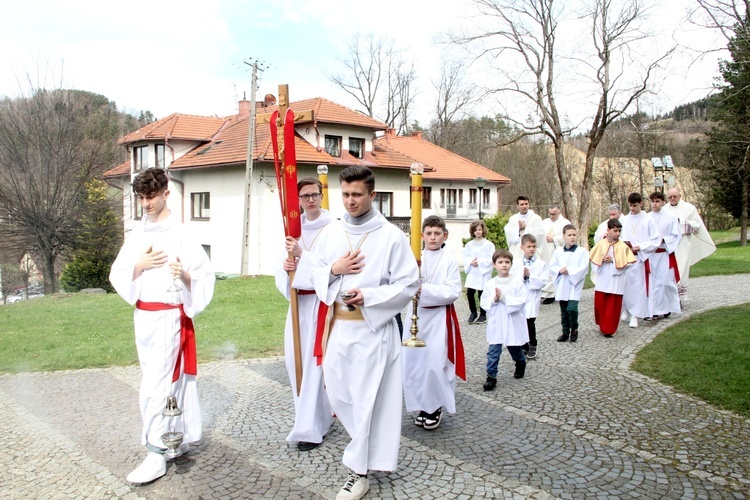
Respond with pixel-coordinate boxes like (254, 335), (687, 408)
(161, 260), (185, 459)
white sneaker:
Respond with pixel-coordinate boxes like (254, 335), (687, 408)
(629, 316), (638, 328)
(336, 470), (369, 500)
(126, 452), (166, 484)
(620, 310), (628, 321)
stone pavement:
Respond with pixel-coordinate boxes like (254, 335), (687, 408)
(2, 274), (750, 499)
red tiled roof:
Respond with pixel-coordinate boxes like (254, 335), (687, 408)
(119, 113), (227, 145)
(102, 160), (130, 179)
(257, 97), (389, 130)
(375, 134), (510, 184)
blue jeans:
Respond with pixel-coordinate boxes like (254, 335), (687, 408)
(486, 344), (526, 378)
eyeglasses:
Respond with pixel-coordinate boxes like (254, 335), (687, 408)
(299, 193), (322, 201)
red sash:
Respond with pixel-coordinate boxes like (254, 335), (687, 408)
(644, 260), (650, 297)
(136, 300), (196, 383)
(424, 304), (466, 380)
(298, 290), (330, 366)
(655, 248), (681, 283)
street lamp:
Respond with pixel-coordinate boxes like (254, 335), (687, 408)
(651, 155), (675, 193)
(474, 176), (486, 219)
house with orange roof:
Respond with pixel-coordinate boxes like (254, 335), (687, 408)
(104, 97), (510, 275)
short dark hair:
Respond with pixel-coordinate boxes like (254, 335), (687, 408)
(628, 192), (643, 204)
(339, 165), (375, 193)
(492, 249), (513, 263)
(422, 215), (447, 232)
(521, 234), (537, 245)
(516, 195), (530, 203)
(297, 177), (322, 193)
(607, 218), (623, 229)
(649, 191), (666, 202)
(469, 219), (488, 237)
(563, 224), (576, 234)
(132, 168), (168, 197)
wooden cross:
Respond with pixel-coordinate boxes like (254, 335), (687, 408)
(256, 84), (315, 163)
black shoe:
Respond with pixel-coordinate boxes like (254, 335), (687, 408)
(514, 360), (526, 379)
(557, 332), (569, 342)
(414, 411), (428, 427)
(483, 376), (497, 391)
(467, 313), (477, 324)
(521, 343), (529, 356)
(475, 314), (487, 324)
(542, 297), (555, 305)
(527, 345), (538, 359)
(570, 329), (578, 342)
(297, 441), (320, 451)
(423, 408), (443, 430)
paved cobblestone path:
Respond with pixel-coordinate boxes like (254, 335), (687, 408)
(2, 274), (749, 499)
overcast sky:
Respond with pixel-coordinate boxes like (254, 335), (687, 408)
(0, 0), (729, 128)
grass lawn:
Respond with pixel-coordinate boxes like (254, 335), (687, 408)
(690, 240), (750, 277)
(0, 276), (287, 374)
(632, 304), (750, 418)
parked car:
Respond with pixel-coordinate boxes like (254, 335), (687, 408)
(6, 293), (25, 304)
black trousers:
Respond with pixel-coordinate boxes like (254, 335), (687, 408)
(466, 288), (486, 315)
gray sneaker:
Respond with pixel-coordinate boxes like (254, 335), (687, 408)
(527, 345), (537, 359)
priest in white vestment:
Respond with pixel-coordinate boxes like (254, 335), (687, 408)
(539, 205), (571, 300)
(594, 204), (623, 243)
(504, 195), (545, 261)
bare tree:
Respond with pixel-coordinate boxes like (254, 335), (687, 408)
(328, 33), (418, 132)
(431, 59), (478, 149)
(689, 0), (750, 44)
(0, 84), (124, 293)
(453, 0), (673, 244)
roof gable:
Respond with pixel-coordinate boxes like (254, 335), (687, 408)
(119, 113), (227, 145)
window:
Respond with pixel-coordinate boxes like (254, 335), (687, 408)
(458, 189), (464, 208)
(155, 144), (165, 168)
(446, 189), (457, 218)
(349, 137), (365, 158)
(422, 186), (432, 209)
(325, 135), (342, 157)
(374, 192), (392, 217)
(482, 188), (490, 207)
(202, 245), (211, 260)
(133, 146), (148, 171)
(469, 189), (477, 206)
(133, 194), (143, 220)
(440, 188), (445, 208)
(191, 192), (210, 220)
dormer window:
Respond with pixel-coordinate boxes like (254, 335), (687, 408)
(133, 146), (148, 171)
(325, 135), (342, 157)
(349, 137), (365, 159)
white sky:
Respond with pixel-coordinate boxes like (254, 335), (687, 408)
(0, 0), (729, 128)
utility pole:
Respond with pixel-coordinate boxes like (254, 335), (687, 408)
(240, 59), (266, 276)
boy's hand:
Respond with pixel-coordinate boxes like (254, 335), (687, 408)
(471, 258), (478, 267)
(495, 287), (502, 302)
(523, 267), (530, 278)
(282, 257), (297, 272)
(560, 266), (568, 275)
(285, 236), (302, 258)
(136, 249), (168, 274)
(602, 255), (613, 263)
(332, 250), (364, 276)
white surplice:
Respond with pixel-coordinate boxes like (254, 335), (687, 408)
(274, 210), (334, 444)
(648, 209), (682, 316)
(664, 199), (716, 299)
(620, 211), (661, 319)
(510, 255), (548, 319)
(109, 212), (214, 449)
(307, 210), (419, 475)
(539, 216), (571, 297)
(590, 243), (630, 295)
(402, 246), (462, 415)
(480, 275), (529, 346)
(548, 246), (589, 302)
(461, 238), (495, 290)
(504, 210), (544, 261)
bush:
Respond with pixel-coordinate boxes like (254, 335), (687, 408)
(59, 256), (114, 292)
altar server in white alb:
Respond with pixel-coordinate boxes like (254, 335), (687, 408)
(647, 191), (682, 319)
(510, 234), (548, 359)
(548, 225), (589, 343)
(665, 188), (716, 303)
(304, 166), (419, 500)
(277, 178), (334, 452)
(110, 168), (215, 485)
(620, 192), (661, 328)
(539, 204), (570, 302)
(462, 219), (495, 324)
(403, 215), (464, 432)
(504, 196), (545, 262)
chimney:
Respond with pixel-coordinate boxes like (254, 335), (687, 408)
(411, 131), (422, 139)
(385, 128), (396, 137)
(238, 99), (251, 117)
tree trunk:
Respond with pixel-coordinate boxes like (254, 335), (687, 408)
(43, 253), (57, 295)
(741, 177), (748, 247)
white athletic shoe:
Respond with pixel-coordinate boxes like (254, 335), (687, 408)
(126, 452), (166, 484)
(620, 310), (628, 321)
(336, 470), (369, 500)
(629, 316), (638, 328)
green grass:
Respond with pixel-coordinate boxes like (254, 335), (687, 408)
(709, 227), (740, 243)
(690, 240), (750, 277)
(0, 276), (288, 374)
(632, 304), (750, 417)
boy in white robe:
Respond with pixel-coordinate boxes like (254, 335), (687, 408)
(403, 215), (463, 431)
(504, 195), (545, 262)
(303, 166), (419, 500)
(647, 191), (682, 319)
(510, 234), (547, 359)
(549, 225), (589, 342)
(277, 178), (334, 452)
(109, 168), (215, 485)
(480, 249), (528, 391)
(462, 219), (495, 324)
(589, 219), (636, 336)
(620, 192), (661, 328)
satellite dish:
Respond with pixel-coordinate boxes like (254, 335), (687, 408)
(264, 94), (277, 106)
